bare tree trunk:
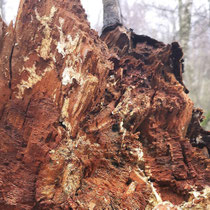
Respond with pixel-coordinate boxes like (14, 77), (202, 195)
(102, 0), (122, 32)
(0, 0), (4, 20)
(178, 0), (193, 53)
(209, 0), (210, 25)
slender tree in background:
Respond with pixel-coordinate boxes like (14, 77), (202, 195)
(0, 0), (3, 19)
(209, 0), (210, 24)
(177, 0), (193, 100)
(178, 0), (193, 53)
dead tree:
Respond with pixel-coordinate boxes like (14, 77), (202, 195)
(0, 0), (209, 209)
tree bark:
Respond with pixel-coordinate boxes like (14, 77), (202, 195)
(0, 0), (209, 209)
(209, 0), (210, 25)
(178, 0), (193, 53)
(102, 0), (122, 32)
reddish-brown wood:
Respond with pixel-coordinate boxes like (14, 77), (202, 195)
(0, 0), (209, 209)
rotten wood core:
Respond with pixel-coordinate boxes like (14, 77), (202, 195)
(102, 24), (209, 152)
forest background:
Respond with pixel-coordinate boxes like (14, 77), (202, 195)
(1, 0), (210, 129)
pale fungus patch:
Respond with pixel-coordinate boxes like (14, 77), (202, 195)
(16, 62), (53, 98)
(35, 6), (57, 60)
(56, 17), (80, 58)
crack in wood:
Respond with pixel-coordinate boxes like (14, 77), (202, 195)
(9, 44), (15, 99)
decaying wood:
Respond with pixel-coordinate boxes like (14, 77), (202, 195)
(0, 0), (209, 209)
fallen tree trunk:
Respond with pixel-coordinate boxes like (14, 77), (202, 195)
(0, 0), (209, 209)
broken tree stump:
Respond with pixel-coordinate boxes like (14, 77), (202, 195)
(0, 0), (209, 209)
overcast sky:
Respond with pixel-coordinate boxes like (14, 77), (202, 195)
(1, 0), (129, 26)
(2, 0), (103, 26)
(1, 0), (20, 25)
(1, 0), (209, 29)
